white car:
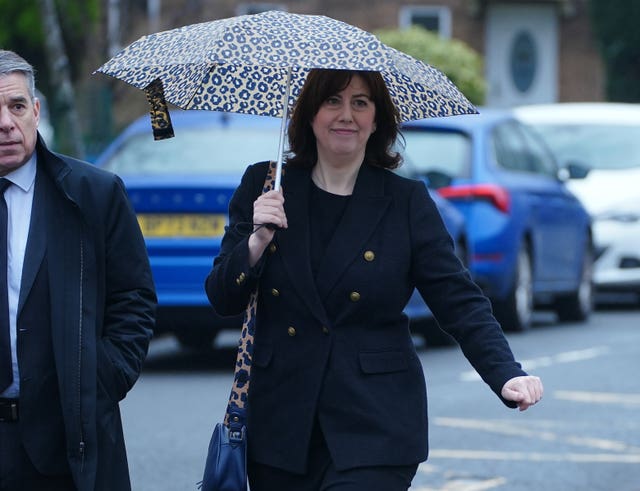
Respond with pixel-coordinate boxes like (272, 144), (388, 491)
(514, 103), (640, 303)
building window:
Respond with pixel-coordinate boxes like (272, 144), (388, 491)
(236, 3), (287, 15)
(399, 5), (452, 38)
(510, 30), (538, 93)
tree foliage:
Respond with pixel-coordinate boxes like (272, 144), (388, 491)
(589, 0), (640, 102)
(1, 0), (100, 155)
(0, 0), (100, 92)
(375, 26), (486, 105)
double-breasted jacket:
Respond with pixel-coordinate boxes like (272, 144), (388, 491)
(206, 161), (526, 473)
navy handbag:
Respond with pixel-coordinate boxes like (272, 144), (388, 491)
(200, 413), (248, 491)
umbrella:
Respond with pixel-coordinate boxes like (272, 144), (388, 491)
(95, 10), (477, 189)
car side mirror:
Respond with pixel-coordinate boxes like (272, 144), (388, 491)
(559, 161), (590, 180)
(421, 170), (453, 189)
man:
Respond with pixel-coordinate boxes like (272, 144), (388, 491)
(0, 50), (156, 490)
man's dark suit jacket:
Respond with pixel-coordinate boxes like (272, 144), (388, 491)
(206, 161), (526, 474)
(13, 136), (156, 491)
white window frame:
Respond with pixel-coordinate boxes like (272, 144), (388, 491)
(399, 5), (452, 39)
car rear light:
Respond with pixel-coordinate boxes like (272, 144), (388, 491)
(437, 184), (511, 213)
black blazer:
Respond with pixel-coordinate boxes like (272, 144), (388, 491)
(206, 161), (526, 473)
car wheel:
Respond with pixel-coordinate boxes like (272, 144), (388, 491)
(493, 244), (533, 332)
(554, 246), (593, 322)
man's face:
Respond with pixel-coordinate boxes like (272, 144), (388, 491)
(0, 73), (40, 176)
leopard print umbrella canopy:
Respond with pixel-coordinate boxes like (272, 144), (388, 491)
(96, 10), (477, 139)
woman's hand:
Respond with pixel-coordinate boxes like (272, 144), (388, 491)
(501, 375), (544, 411)
(248, 189), (287, 266)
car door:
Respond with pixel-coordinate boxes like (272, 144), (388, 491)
(516, 122), (587, 283)
(491, 120), (572, 285)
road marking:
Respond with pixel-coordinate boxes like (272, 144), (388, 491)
(411, 476), (507, 491)
(428, 449), (640, 464)
(460, 346), (610, 381)
(555, 390), (640, 406)
(435, 417), (640, 454)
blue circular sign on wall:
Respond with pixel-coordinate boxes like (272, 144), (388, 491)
(510, 30), (537, 93)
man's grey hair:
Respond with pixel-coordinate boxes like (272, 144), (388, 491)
(0, 49), (37, 101)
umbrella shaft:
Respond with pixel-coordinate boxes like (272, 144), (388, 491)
(274, 67), (292, 191)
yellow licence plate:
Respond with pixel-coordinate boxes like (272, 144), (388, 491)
(137, 214), (226, 238)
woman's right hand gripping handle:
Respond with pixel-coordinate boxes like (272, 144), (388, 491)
(248, 188), (288, 267)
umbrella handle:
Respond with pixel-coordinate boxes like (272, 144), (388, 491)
(274, 67), (292, 191)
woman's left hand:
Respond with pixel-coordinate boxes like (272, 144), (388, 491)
(501, 375), (544, 411)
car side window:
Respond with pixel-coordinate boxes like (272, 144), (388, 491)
(492, 121), (553, 175)
(492, 121), (534, 173)
(516, 123), (559, 177)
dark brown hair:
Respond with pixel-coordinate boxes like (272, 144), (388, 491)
(286, 69), (402, 169)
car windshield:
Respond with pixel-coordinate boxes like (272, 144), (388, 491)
(530, 124), (640, 170)
(101, 125), (281, 175)
(400, 129), (471, 187)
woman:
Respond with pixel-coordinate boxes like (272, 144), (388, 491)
(205, 69), (543, 491)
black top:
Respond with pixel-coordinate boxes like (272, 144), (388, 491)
(308, 180), (351, 279)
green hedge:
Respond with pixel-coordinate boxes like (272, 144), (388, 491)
(375, 26), (486, 105)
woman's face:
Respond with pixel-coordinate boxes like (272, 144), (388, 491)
(311, 74), (376, 163)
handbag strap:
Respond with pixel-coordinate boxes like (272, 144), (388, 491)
(224, 161), (281, 428)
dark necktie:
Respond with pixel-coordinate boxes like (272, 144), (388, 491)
(0, 178), (13, 392)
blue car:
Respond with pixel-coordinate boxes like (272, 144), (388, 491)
(400, 108), (594, 331)
(95, 110), (465, 349)
(94, 111), (285, 349)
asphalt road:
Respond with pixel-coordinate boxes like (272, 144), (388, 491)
(121, 303), (640, 491)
